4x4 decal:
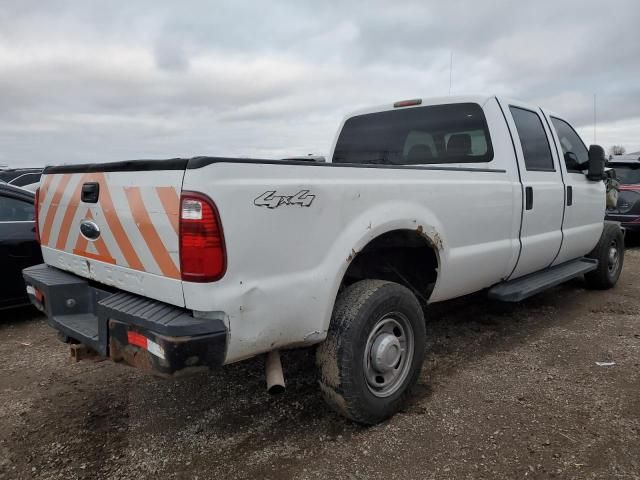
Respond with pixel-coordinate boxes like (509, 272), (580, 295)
(254, 190), (315, 209)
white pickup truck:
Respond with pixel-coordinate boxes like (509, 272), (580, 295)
(24, 95), (624, 424)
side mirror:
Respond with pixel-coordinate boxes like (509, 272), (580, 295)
(587, 145), (606, 181)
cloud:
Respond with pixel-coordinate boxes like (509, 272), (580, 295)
(1, 0), (639, 167)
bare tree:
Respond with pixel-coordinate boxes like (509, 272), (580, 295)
(609, 145), (627, 156)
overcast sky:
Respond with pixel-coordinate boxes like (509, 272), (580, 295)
(1, 0), (639, 167)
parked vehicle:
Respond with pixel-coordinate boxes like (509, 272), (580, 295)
(606, 154), (640, 231)
(0, 168), (43, 187)
(0, 184), (43, 309)
(23, 95), (623, 424)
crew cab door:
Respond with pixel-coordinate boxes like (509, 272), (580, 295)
(544, 113), (605, 264)
(500, 100), (565, 279)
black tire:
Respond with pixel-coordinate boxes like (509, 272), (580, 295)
(585, 223), (624, 290)
(316, 280), (426, 424)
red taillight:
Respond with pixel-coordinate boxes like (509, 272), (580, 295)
(127, 331), (147, 349)
(179, 191), (226, 282)
(34, 187), (41, 244)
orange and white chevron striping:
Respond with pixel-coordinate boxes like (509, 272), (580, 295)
(37, 172), (182, 279)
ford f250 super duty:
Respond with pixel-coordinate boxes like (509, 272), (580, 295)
(23, 95), (624, 424)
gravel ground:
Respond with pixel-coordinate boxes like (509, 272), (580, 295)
(1, 241), (639, 480)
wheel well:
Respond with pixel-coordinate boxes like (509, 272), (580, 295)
(341, 230), (439, 304)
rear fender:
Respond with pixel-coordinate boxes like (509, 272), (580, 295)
(319, 200), (444, 334)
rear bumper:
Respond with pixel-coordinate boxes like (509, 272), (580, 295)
(22, 264), (227, 375)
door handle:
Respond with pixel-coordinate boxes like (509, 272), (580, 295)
(81, 182), (100, 203)
(525, 186), (533, 210)
(566, 186), (573, 206)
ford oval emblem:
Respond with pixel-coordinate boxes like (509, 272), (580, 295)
(80, 220), (101, 240)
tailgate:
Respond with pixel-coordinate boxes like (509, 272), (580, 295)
(37, 163), (185, 307)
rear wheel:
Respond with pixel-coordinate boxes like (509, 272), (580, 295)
(585, 223), (624, 289)
(316, 280), (426, 424)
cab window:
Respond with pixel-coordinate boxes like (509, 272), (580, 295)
(509, 106), (555, 171)
(550, 117), (589, 172)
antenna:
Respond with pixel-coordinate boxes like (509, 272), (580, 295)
(593, 93), (597, 144)
(449, 51), (453, 96)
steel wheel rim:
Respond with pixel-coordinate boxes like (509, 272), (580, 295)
(608, 239), (620, 274)
(363, 312), (414, 398)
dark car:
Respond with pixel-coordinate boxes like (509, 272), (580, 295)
(0, 183), (43, 309)
(606, 154), (640, 232)
(0, 168), (43, 188)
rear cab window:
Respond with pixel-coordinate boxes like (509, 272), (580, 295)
(332, 103), (494, 165)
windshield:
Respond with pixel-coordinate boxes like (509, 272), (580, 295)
(333, 103), (494, 165)
(610, 164), (640, 185)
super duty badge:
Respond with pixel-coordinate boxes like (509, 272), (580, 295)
(254, 190), (315, 209)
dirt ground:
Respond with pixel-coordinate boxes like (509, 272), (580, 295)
(1, 242), (639, 480)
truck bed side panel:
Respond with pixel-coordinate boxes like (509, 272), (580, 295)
(182, 162), (518, 363)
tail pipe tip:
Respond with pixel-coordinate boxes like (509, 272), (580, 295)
(265, 350), (285, 395)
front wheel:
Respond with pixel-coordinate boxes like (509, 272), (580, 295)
(316, 280), (426, 424)
(585, 223), (625, 289)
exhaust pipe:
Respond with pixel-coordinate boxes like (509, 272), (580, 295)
(265, 350), (285, 394)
